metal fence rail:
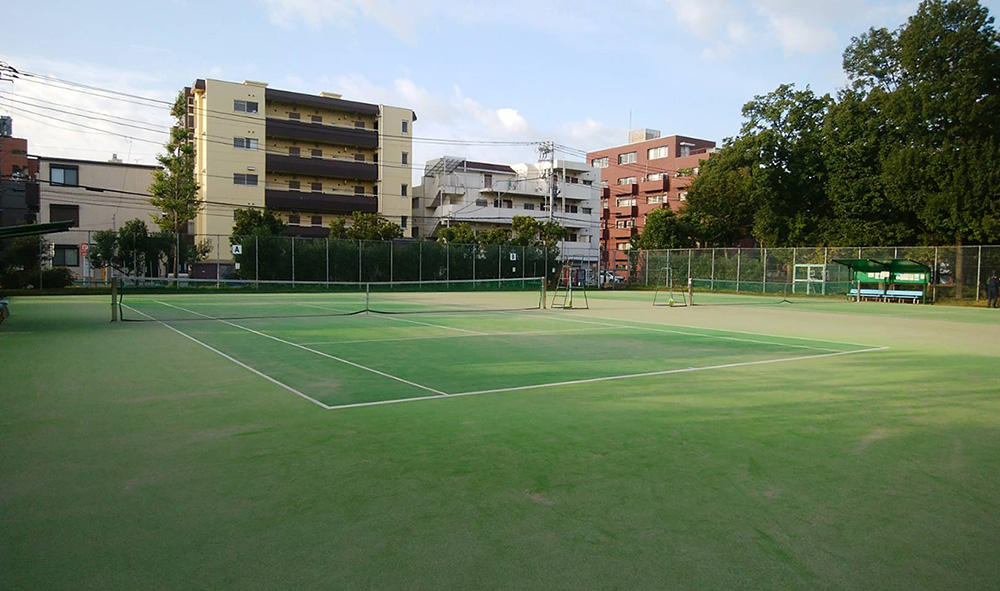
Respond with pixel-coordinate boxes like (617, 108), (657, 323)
(625, 245), (1000, 302)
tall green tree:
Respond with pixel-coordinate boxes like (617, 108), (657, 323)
(334, 212), (403, 241)
(632, 208), (696, 250)
(149, 91), (201, 278)
(436, 223), (476, 244)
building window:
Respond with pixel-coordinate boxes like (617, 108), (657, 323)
(583, 179), (593, 186)
(52, 245), (80, 267)
(647, 146), (668, 159)
(582, 207), (592, 214)
(483, 173), (493, 189)
(288, 147), (300, 156)
(647, 172), (664, 181)
(234, 173), (258, 186)
(523, 203), (535, 210)
(616, 197), (636, 207)
(616, 219), (635, 228)
(311, 115), (322, 124)
(493, 198), (512, 209)
(618, 152), (636, 165)
(50, 165), (79, 186)
(234, 100), (258, 113)
(311, 149), (322, 158)
(311, 182), (322, 193)
(355, 186), (365, 195)
(233, 137), (258, 150)
(311, 216), (322, 226)
(354, 121), (365, 129)
(601, 199), (609, 209)
(373, 185), (378, 196)
(354, 154), (365, 162)
(600, 181), (609, 189)
(401, 152), (408, 165)
(288, 112), (300, 120)
(49, 204), (80, 227)
(566, 205), (578, 213)
(288, 214), (300, 225)
(400, 183), (408, 197)
(646, 195), (662, 204)
(679, 191), (688, 202)
(617, 177), (636, 185)
(680, 145), (692, 157)
(591, 157), (609, 168)
(565, 234), (578, 242)
(373, 153), (378, 163)
(400, 215), (407, 229)
(288, 180), (300, 191)
(616, 242), (632, 251)
(475, 198), (488, 207)
(401, 120), (409, 134)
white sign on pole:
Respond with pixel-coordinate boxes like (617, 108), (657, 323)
(231, 244), (243, 255)
(509, 252), (517, 261)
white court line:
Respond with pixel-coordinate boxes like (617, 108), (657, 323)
(449, 346), (890, 396)
(326, 345), (889, 409)
(153, 300), (448, 397)
(529, 313), (843, 353)
(374, 314), (485, 334)
(121, 304), (334, 410)
(300, 325), (619, 346)
(590, 313), (885, 350)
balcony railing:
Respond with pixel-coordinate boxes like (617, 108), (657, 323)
(265, 154), (378, 181)
(264, 188), (378, 215)
(266, 118), (378, 149)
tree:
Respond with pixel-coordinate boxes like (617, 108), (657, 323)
(232, 208), (287, 238)
(684, 137), (757, 245)
(334, 212), (403, 241)
(87, 218), (162, 276)
(475, 227), (510, 245)
(149, 91), (201, 278)
(437, 223), (476, 244)
(632, 208), (696, 250)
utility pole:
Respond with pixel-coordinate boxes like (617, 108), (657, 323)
(538, 141), (556, 222)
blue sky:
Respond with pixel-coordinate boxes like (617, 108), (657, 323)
(4, 0), (997, 174)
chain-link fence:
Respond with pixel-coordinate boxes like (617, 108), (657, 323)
(622, 245), (1000, 302)
(3, 230), (602, 289)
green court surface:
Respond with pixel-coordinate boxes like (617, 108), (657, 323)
(2, 289), (999, 589)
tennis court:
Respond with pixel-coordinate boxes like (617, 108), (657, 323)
(4, 285), (999, 590)
(115, 278), (883, 409)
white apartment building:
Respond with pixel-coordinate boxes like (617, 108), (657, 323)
(413, 157), (600, 261)
(36, 156), (159, 282)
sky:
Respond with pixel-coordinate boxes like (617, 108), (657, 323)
(3, 0), (997, 178)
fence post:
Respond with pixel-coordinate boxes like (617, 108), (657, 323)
(645, 250), (650, 286)
(325, 238), (330, 286)
(291, 236), (295, 286)
(255, 235), (259, 288)
(418, 240), (423, 283)
(762, 248), (767, 293)
(792, 247), (797, 294)
(215, 236), (220, 288)
(823, 247), (828, 295)
(736, 247), (742, 292)
(933, 246), (939, 302)
(521, 246), (526, 279)
(710, 248), (716, 290)
(446, 243), (450, 281)
(358, 240), (362, 282)
(390, 240), (394, 284)
(498, 244), (501, 279)
(976, 245), (982, 302)
(473, 245), (477, 279)
(687, 249), (692, 283)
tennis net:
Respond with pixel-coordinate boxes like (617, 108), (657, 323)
(116, 276), (545, 322)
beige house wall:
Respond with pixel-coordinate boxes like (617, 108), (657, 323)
(377, 105), (415, 230)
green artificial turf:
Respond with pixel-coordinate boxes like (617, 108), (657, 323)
(1, 292), (999, 590)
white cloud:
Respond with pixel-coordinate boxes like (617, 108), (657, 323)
(1, 56), (174, 165)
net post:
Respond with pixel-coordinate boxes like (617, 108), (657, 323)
(762, 248), (767, 293)
(976, 245), (982, 302)
(736, 248), (742, 292)
(365, 282), (370, 313)
(111, 277), (119, 322)
(688, 276), (693, 306)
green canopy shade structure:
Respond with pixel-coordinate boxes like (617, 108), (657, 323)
(833, 258), (930, 303)
(0, 220), (76, 240)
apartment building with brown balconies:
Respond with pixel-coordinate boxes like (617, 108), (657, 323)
(185, 79), (415, 249)
(586, 129), (715, 275)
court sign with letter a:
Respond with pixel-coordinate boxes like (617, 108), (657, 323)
(231, 244), (243, 255)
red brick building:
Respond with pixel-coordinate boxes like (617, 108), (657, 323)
(587, 130), (714, 276)
(0, 116), (39, 179)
